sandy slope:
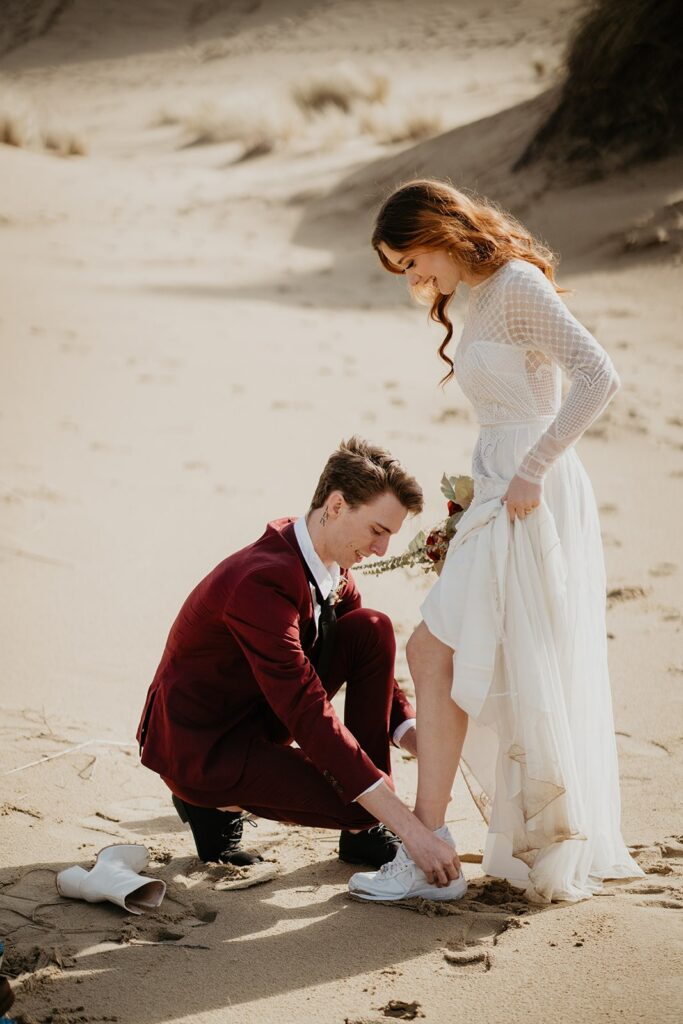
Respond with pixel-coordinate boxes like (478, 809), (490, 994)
(1, 3), (682, 1023)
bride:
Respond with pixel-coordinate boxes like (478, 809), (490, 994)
(348, 178), (643, 903)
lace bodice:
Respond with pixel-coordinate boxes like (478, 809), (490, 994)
(454, 260), (619, 482)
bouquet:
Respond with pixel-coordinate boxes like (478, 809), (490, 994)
(357, 474), (474, 577)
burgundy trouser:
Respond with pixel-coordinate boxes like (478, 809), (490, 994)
(166, 608), (397, 830)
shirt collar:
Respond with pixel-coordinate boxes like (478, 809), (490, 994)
(294, 515), (340, 601)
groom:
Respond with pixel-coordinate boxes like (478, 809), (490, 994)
(137, 437), (461, 887)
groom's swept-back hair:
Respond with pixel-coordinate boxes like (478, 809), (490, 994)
(310, 436), (423, 514)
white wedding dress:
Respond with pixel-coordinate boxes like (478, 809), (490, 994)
(421, 259), (644, 902)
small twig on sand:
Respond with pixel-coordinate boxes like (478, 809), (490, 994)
(3, 739), (137, 775)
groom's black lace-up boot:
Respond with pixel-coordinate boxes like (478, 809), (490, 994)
(172, 796), (263, 866)
(338, 824), (401, 868)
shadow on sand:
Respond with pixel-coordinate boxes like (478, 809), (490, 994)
(128, 91), (682, 319)
(0, 844), (549, 1023)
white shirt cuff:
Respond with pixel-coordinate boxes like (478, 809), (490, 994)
(353, 777), (384, 801)
(393, 718), (416, 745)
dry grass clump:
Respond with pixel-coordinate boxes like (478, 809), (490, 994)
(291, 62), (442, 148)
(359, 103), (442, 145)
(292, 63), (389, 115)
(0, 94), (40, 149)
(0, 114), (25, 148)
(518, 0), (683, 171)
(621, 197), (683, 259)
(42, 130), (87, 157)
(303, 106), (359, 151)
(154, 63), (443, 160)
(0, 94), (86, 157)
(157, 97), (301, 157)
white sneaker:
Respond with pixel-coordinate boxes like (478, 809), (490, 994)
(348, 826), (467, 902)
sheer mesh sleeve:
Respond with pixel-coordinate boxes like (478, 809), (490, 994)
(503, 267), (620, 483)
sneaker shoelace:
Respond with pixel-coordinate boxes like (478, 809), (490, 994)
(376, 844), (413, 878)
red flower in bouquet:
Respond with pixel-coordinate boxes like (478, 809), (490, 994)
(357, 474), (474, 577)
(425, 528), (450, 564)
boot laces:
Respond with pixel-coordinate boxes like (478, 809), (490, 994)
(368, 824), (399, 849)
(220, 812), (258, 855)
(219, 815), (244, 855)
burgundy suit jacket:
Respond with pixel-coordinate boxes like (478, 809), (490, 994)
(137, 518), (415, 804)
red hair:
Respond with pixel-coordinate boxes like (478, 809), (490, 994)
(372, 178), (561, 383)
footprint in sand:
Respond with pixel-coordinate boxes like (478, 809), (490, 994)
(3, 484), (64, 504)
(660, 840), (683, 858)
(649, 562), (677, 577)
(615, 732), (670, 758)
(89, 441), (131, 454)
(214, 863), (278, 890)
(629, 880), (683, 910)
(271, 399), (312, 411)
(625, 884), (670, 895)
(0, 802), (42, 819)
(637, 898), (683, 910)
(150, 926), (186, 941)
(629, 837), (683, 877)
(60, 340), (90, 354)
(444, 949), (493, 970)
(434, 406), (471, 424)
(602, 533), (623, 548)
(607, 585), (646, 605)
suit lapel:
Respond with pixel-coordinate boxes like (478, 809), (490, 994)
(279, 520), (317, 654)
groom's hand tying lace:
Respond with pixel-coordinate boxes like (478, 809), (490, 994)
(403, 831), (462, 887)
(357, 782), (462, 887)
(502, 474), (542, 522)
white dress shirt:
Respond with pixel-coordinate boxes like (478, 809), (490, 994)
(294, 516), (415, 800)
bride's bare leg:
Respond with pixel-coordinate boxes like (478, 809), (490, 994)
(407, 621), (468, 831)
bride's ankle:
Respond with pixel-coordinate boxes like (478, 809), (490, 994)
(414, 805), (447, 832)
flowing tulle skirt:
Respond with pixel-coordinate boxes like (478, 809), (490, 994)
(421, 419), (644, 902)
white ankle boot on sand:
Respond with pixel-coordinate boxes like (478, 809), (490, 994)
(56, 844), (166, 915)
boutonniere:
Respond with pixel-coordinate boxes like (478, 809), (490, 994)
(329, 574), (349, 607)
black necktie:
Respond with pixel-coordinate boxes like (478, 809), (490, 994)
(314, 591), (337, 679)
(302, 566), (337, 679)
